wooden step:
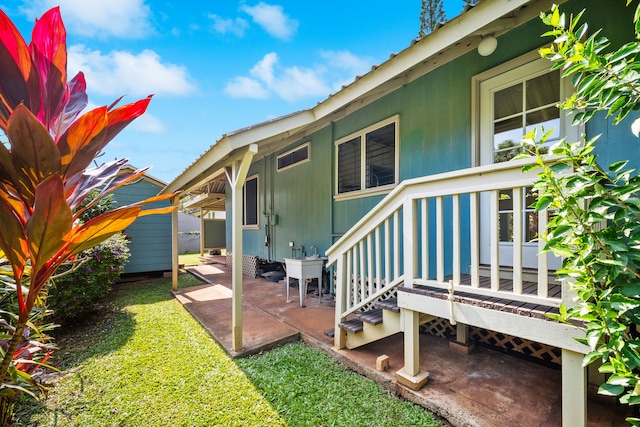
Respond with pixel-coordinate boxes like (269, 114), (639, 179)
(339, 319), (363, 333)
(355, 308), (383, 325)
(374, 298), (400, 313)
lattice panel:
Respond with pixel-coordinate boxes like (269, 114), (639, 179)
(470, 327), (562, 365)
(420, 318), (456, 338)
(225, 253), (259, 278)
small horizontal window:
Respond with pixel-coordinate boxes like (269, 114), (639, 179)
(277, 142), (310, 171)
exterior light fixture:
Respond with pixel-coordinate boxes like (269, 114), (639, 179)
(478, 35), (498, 56)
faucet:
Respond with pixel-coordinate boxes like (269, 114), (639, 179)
(311, 245), (318, 256)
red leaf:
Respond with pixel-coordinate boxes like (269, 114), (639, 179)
(101, 95), (152, 146)
(57, 96), (151, 181)
(0, 10), (38, 130)
(64, 207), (141, 256)
(26, 175), (72, 277)
(50, 72), (87, 140)
(29, 7), (67, 129)
(57, 106), (107, 179)
(6, 105), (61, 206)
(0, 189), (27, 279)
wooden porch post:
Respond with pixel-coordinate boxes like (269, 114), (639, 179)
(171, 196), (179, 291)
(562, 348), (586, 427)
(396, 309), (429, 390)
(225, 144), (258, 352)
(200, 208), (205, 256)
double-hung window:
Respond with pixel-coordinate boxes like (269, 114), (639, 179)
(335, 115), (399, 198)
(243, 175), (259, 228)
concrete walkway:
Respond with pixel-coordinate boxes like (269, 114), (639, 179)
(173, 262), (632, 427)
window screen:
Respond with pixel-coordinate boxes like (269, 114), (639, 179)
(366, 123), (395, 188)
(243, 176), (258, 227)
(277, 143), (309, 171)
(337, 136), (362, 194)
(336, 116), (398, 196)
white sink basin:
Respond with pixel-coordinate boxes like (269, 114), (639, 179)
(284, 257), (325, 307)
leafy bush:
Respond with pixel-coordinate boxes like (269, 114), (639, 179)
(48, 234), (130, 323)
(525, 1), (640, 422)
(0, 7), (174, 423)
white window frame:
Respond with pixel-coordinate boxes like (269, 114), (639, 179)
(277, 142), (310, 172)
(242, 174), (259, 229)
(472, 50), (582, 270)
(334, 115), (400, 201)
(471, 50), (581, 166)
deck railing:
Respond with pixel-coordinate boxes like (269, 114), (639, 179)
(326, 157), (571, 326)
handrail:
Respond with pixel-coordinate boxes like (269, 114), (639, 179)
(328, 156), (570, 330)
(327, 156), (548, 266)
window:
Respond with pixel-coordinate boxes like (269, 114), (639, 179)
(243, 175), (259, 228)
(492, 69), (561, 162)
(335, 116), (398, 198)
(476, 54), (577, 166)
(475, 52), (577, 270)
(277, 142), (310, 171)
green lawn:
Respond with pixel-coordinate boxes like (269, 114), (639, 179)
(178, 251), (204, 266)
(15, 274), (441, 426)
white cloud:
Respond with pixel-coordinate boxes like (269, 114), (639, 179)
(240, 2), (298, 41)
(208, 14), (249, 37)
(249, 52), (278, 85)
(320, 50), (372, 76)
(224, 76), (270, 99)
(20, 0), (153, 39)
(320, 49), (375, 91)
(129, 112), (166, 134)
(224, 52), (339, 102)
(68, 45), (197, 97)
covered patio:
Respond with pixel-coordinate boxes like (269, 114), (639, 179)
(173, 260), (632, 427)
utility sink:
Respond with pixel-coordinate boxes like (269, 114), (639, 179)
(283, 257), (326, 307)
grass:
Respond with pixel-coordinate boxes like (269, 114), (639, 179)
(15, 274), (441, 427)
(178, 251), (204, 266)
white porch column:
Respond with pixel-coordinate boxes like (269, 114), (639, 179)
(225, 144), (258, 352)
(171, 196), (179, 291)
(562, 348), (586, 427)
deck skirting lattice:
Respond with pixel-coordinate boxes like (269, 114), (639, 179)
(420, 318), (561, 365)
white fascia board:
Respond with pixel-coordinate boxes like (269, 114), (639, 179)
(164, 110), (315, 195)
(226, 110), (315, 150)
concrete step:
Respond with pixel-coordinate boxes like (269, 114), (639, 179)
(374, 298), (399, 313)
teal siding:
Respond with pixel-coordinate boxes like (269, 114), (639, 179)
(227, 0), (635, 272)
(227, 127), (334, 262)
(113, 179), (172, 274)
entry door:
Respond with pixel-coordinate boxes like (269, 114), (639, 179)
(478, 57), (565, 270)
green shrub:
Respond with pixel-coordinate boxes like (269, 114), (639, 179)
(48, 233), (130, 323)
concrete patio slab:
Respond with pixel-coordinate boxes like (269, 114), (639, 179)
(175, 263), (633, 427)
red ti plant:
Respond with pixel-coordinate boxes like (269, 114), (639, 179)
(0, 6), (176, 409)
